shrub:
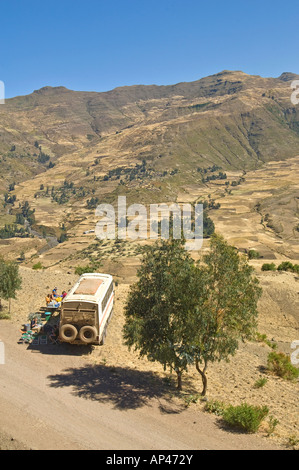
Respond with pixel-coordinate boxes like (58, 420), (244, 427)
(254, 377), (268, 388)
(255, 332), (277, 349)
(293, 264), (299, 274)
(248, 249), (260, 260)
(0, 310), (11, 320)
(261, 263), (276, 271)
(222, 403), (269, 433)
(267, 351), (299, 381)
(183, 394), (201, 407)
(75, 265), (92, 276)
(277, 261), (294, 272)
(255, 332), (267, 342)
(267, 416), (279, 436)
(74, 260), (102, 276)
(204, 400), (227, 416)
(32, 262), (43, 270)
(287, 435), (299, 449)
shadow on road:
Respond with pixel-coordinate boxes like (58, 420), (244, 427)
(47, 363), (186, 411)
(27, 341), (94, 357)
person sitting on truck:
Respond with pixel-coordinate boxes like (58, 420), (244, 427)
(61, 291), (67, 300)
(46, 294), (51, 305)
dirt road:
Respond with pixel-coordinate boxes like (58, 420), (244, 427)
(0, 321), (282, 451)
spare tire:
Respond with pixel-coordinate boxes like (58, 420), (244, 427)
(79, 326), (97, 344)
(60, 324), (78, 342)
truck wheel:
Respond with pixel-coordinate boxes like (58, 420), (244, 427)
(60, 324), (78, 342)
(79, 326), (97, 344)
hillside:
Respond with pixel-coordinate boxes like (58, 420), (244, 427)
(0, 71), (298, 450)
(1, 70), (299, 184)
(0, 70), (298, 267)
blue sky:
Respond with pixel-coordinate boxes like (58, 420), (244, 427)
(0, 0), (298, 98)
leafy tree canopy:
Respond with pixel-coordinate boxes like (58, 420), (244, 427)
(123, 234), (262, 394)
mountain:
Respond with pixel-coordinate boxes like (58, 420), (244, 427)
(1, 70), (299, 182)
(0, 70), (298, 267)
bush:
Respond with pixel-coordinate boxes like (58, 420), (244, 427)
(267, 351), (299, 381)
(32, 262), (43, 270)
(75, 265), (93, 276)
(277, 261), (294, 272)
(74, 260), (102, 276)
(204, 400), (226, 416)
(183, 394), (201, 407)
(293, 264), (299, 274)
(0, 310), (11, 320)
(222, 403), (269, 433)
(255, 332), (277, 349)
(261, 263), (276, 271)
(253, 377), (268, 388)
(248, 249), (260, 260)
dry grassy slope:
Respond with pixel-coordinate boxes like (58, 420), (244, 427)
(0, 70), (299, 184)
(3, 154), (296, 271)
(0, 72), (297, 266)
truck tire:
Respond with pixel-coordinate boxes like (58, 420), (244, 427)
(79, 326), (97, 344)
(60, 324), (78, 342)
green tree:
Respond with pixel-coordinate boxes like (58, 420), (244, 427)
(123, 238), (201, 390)
(0, 258), (22, 313)
(123, 235), (262, 395)
(189, 235), (262, 395)
(248, 249), (260, 260)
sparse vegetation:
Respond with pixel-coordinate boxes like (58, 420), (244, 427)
(74, 257), (102, 276)
(267, 351), (299, 381)
(255, 332), (277, 349)
(248, 249), (260, 260)
(267, 416), (279, 436)
(0, 224), (30, 239)
(286, 434), (299, 449)
(32, 262), (44, 270)
(261, 262), (299, 274)
(86, 197), (100, 209)
(37, 150), (50, 164)
(222, 403), (269, 433)
(183, 394), (201, 407)
(277, 261), (299, 274)
(261, 263), (276, 271)
(204, 400), (227, 416)
(0, 257), (22, 313)
(254, 377), (268, 388)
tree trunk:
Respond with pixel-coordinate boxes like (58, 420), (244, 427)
(196, 359), (208, 396)
(176, 370), (182, 391)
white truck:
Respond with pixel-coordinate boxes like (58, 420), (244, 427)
(59, 273), (114, 345)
